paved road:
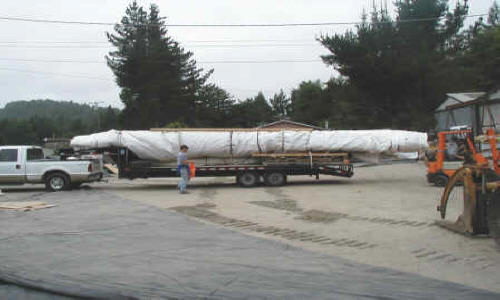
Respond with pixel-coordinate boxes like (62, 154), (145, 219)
(0, 189), (498, 299)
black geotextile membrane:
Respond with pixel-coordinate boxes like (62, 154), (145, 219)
(0, 190), (498, 299)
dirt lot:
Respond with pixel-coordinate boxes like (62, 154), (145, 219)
(1, 162), (499, 295)
(93, 162), (500, 293)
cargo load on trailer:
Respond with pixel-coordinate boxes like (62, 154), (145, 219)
(71, 129), (428, 162)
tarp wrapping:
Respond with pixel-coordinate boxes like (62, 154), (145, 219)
(71, 129), (428, 161)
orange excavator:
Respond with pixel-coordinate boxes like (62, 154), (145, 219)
(435, 128), (500, 236)
(426, 128), (499, 186)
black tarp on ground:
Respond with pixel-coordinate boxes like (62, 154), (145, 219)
(0, 282), (73, 300)
(0, 190), (498, 299)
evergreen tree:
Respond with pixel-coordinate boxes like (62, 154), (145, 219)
(319, 0), (469, 129)
(231, 92), (274, 127)
(100, 106), (120, 130)
(195, 84), (235, 127)
(289, 81), (328, 126)
(107, 1), (212, 129)
(269, 89), (290, 118)
(457, 2), (500, 90)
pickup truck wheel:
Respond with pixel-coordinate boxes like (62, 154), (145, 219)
(264, 172), (287, 186)
(45, 173), (70, 192)
(237, 172), (259, 187)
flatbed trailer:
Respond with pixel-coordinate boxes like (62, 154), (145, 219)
(112, 148), (354, 187)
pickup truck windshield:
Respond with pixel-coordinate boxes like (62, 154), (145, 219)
(27, 148), (44, 161)
(0, 149), (18, 162)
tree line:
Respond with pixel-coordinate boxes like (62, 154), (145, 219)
(107, 0), (499, 131)
(0, 100), (119, 145)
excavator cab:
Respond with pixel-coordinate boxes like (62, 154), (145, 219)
(426, 129), (476, 186)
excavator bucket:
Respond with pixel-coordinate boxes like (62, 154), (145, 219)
(437, 167), (500, 236)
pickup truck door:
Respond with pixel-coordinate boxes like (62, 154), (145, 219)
(0, 148), (24, 183)
(24, 148), (46, 182)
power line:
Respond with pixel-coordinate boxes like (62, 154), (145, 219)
(0, 57), (323, 64)
(0, 41), (108, 44)
(0, 39), (315, 44)
(0, 43), (317, 47)
(0, 58), (102, 63)
(201, 59), (323, 64)
(0, 43), (320, 49)
(188, 39), (315, 43)
(0, 14), (488, 27)
(0, 67), (110, 81)
(0, 45), (110, 49)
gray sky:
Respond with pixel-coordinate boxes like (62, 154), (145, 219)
(0, 0), (494, 108)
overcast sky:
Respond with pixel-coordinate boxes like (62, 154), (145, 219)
(0, 0), (494, 108)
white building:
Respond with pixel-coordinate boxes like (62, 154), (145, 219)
(434, 90), (500, 134)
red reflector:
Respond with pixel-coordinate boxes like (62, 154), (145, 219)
(88, 163), (93, 172)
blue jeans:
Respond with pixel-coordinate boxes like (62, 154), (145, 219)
(178, 168), (189, 192)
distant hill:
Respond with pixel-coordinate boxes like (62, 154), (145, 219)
(0, 99), (119, 121)
(0, 100), (121, 145)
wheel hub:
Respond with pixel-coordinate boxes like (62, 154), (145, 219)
(50, 177), (64, 190)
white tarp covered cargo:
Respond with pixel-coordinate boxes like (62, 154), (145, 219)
(71, 129), (428, 161)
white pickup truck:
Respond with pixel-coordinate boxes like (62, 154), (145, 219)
(0, 146), (103, 191)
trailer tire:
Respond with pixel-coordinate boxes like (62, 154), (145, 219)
(237, 172), (259, 187)
(264, 172), (287, 186)
(45, 172), (70, 192)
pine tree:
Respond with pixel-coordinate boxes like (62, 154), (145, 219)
(195, 84), (235, 127)
(459, 2), (500, 90)
(106, 1), (212, 129)
(290, 80), (328, 126)
(231, 92), (274, 127)
(270, 89), (290, 118)
(319, 0), (469, 129)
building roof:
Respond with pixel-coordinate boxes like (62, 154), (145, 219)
(435, 92), (487, 112)
(256, 119), (324, 130)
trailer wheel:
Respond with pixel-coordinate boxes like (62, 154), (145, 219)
(237, 172), (259, 187)
(264, 172), (287, 186)
(45, 172), (70, 192)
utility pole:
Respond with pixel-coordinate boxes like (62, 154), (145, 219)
(90, 101), (104, 131)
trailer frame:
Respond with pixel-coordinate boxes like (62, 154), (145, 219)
(112, 148), (354, 187)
